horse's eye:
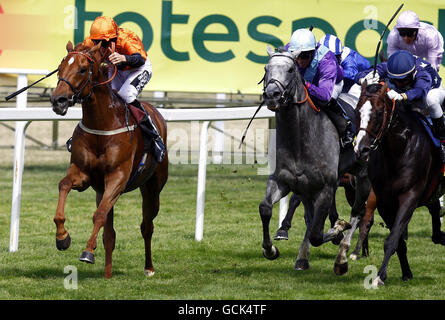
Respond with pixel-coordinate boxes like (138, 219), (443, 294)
(79, 67), (87, 74)
(288, 67), (294, 73)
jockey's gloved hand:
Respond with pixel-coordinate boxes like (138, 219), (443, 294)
(359, 72), (380, 85)
(387, 89), (406, 101)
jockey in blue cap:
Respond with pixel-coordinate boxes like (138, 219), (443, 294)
(286, 28), (355, 148)
(319, 34), (370, 98)
(356, 50), (445, 161)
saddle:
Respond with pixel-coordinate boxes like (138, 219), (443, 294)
(316, 93), (358, 143)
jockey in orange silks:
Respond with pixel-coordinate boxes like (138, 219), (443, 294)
(83, 16), (165, 163)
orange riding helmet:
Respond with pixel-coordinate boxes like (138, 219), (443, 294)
(89, 16), (119, 41)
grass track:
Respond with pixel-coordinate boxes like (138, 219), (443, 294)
(1, 163), (445, 300)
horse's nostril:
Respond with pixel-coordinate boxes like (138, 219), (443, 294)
(272, 91), (281, 98)
(57, 96), (68, 105)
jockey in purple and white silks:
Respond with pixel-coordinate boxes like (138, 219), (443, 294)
(387, 10), (444, 71)
(286, 29), (344, 102)
(286, 28), (355, 148)
(319, 34), (371, 98)
(356, 50), (445, 162)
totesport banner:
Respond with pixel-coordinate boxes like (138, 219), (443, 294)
(0, 0), (444, 94)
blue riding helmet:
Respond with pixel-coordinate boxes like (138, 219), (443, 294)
(387, 50), (416, 79)
(318, 34), (343, 56)
(288, 29), (317, 53)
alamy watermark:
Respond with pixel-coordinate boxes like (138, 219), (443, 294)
(64, 265), (78, 290)
(363, 5), (378, 30)
(64, 5), (78, 30)
(363, 265), (379, 289)
(167, 122), (276, 175)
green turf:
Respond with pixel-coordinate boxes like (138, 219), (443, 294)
(1, 162), (445, 300)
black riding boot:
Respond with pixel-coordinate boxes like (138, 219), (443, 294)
(325, 99), (355, 149)
(130, 99), (166, 163)
(341, 120), (355, 149)
(432, 115), (445, 163)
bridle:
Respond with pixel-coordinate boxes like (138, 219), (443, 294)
(262, 54), (298, 106)
(358, 84), (396, 150)
(57, 50), (117, 105)
(262, 53), (319, 112)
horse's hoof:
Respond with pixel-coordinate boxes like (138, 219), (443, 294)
(334, 219), (352, 232)
(79, 251), (95, 264)
(294, 259), (309, 270)
(402, 272), (413, 282)
(262, 245), (280, 260)
(349, 253), (359, 261)
(334, 262), (349, 275)
(331, 232), (344, 245)
(274, 229), (289, 241)
(144, 268), (155, 277)
(372, 276), (384, 287)
(432, 233), (445, 245)
(56, 234), (71, 251)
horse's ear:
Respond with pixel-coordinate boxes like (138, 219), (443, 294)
(380, 81), (388, 93)
(66, 41), (74, 53)
(361, 79), (367, 94)
(266, 46), (274, 57)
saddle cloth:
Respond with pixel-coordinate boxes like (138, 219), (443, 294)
(413, 112), (441, 148)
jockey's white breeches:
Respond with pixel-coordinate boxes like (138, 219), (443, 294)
(109, 57), (152, 103)
(347, 83), (362, 102)
(426, 85), (445, 119)
(332, 80), (344, 100)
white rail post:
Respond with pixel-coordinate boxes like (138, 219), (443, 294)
(9, 73), (29, 252)
(195, 121), (210, 241)
(212, 93), (225, 164)
(153, 91), (165, 108)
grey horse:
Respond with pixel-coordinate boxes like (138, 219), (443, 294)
(259, 47), (370, 272)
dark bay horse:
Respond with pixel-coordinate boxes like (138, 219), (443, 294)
(355, 82), (445, 285)
(50, 41), (168, 278)
(260, 47), (370, 271)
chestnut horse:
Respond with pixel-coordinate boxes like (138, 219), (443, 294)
(354, 82), (445, 285)
(50, 41), (168, 278)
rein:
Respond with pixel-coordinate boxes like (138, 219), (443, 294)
(358, 83), (396, 150)
(239, 52), (320, 148)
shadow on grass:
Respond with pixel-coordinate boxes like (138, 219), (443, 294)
(0, 265), (124, 280)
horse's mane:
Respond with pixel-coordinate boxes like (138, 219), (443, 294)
(73, 42), (90, 52)
(365, 82), (425, 114)
(366, 83), (383, 94)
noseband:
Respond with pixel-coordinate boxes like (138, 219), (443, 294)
(57, 51), (117, 104)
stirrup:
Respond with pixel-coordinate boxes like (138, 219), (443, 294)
(153, 138), (166, 163)
(440, 143), (445, 163)
(66, 137), (72, 153)
(340, 135), (354, 148)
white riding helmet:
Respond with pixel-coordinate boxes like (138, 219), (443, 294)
(288, 29), (317, 53)
(395, 11), (421, 29)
